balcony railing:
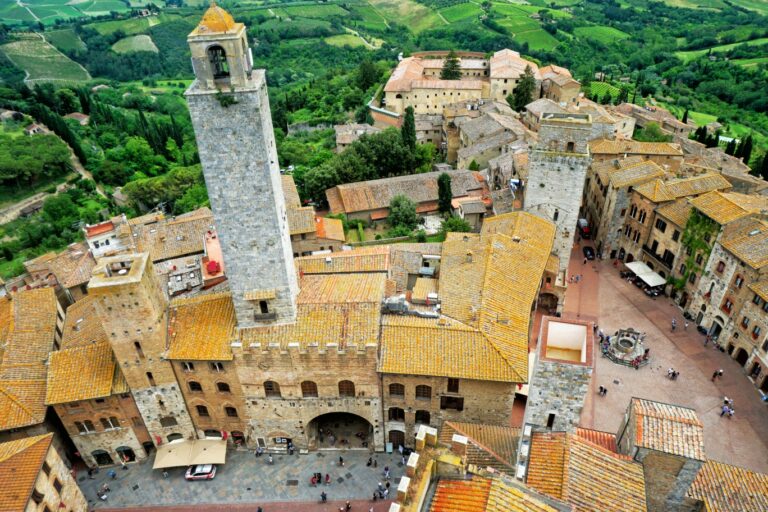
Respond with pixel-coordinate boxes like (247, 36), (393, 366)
(641, 245), (673, 271)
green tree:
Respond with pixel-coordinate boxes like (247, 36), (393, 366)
(739, 135), (753, 164)
(468, 160), (480, 171)
(681, 109), (689, 125)
(401, 106), (416, 152)
(174, 183), (209, 214)
(600, 92), (612, 105)
(357, 60), (378, 91)
(55, 88), (80, 115)
(759, 153), (768, 181)
(440, 51), (462, 80)
(508, 65), (536, 112)
(634, 122), (672, 143)
(42, 194), (79, 230)
(441, 215), (472, 234)
(438, 172), (452, 213)
(388, 195), (418, 230)
(616, 86), (629, 104)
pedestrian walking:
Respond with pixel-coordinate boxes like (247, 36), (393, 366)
(162, 470), (168, 479)
(311, 475), (317, 487)
(346, 500), (352, 511)
(326, 474), (331, 485)
(257, 508), (263, 512)
(719, 369), (724, 378)
(367, 457), (373, 467)
(671, 319), (677, 332)
(384, 466), (390, 480)
(727, 407), (734, 419)
(667, 368), (675, 378)
(107, 469), (117, 480)
(373, 459), (378, 468)
(267, 454), (273, 465)
(378, 482), (385, 492)
(705, 335), (710, 346)
(321, 492), (327, 503)
(684, 321), (689, 330)
(720, 404), (730, 417)
(712, 370), (719, 381)
(384, 488), (389, 498)
(583, 258), (587, 265)
(339, 456), (344, 467)
(598, 385), (604, 395)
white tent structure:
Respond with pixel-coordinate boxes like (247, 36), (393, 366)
(152, 439), (227, 469)
(625, 261), (666, 288)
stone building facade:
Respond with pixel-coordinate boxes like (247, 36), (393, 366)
(186, 8), (298, 328)
(742, 282), (768, 393)
(89, 253), (195, 446)
(380, 374), (516, 449)
(52, 395), (150, 468)
(525, 113), (592, 276)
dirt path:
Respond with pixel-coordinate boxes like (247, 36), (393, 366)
(68, 147), (107, 198)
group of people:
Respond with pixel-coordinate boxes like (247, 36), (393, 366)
(667, 368), (680, 380)
(720, 396), (735, 419)
(96, 483), (111, 501)
(311, 472), (331, 487)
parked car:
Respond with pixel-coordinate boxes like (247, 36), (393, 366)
(185, 464), (217, 481)
(582, 246), (595, 260)
(578, 218), (591, 239)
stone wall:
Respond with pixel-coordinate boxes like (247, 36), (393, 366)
(381, 374), (516, 448)
(70, 426), (144, 468)
(172, 360), (248, 439)
(25, 443), (87, 512)
(186, 71), (299, 329)
(232, 343), (384, 450)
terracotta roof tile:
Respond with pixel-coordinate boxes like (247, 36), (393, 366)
(287, 206), (317, 235)
(440, 422), (521, 473)
(411, 277), (438, 303)
(690, 191), (764, 225)
(485, 477), (564, 512)
(749, 280), (768, 302)
(631, 398), (705, 460)
(315, 217), (345, 242)
(430, 477), (492, 512)
(46, 341), (117, 404)
(167, 292), (236, 361)
(574, 428), (620, 455)
(281, 175), (301, 208)
(719, 217), (768, 269)
(296, 247), (390, 274)
(132, 207), (213, 262)
(528, 432), (647, 512)
(687, 459), (768, 512)
(0, 434), (52, 511)
(589, 139), (683, 157)
(656, 199), (693, 228)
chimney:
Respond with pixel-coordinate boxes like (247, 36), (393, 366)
(451, 434), (468, 457)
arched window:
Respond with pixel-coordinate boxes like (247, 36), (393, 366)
(100, 417), (119, 429)
(395, 94), (403, 99)
(716, 261), (726, 273)
(225, 406), (238, 418)
(301, 381), (318, 398)
(167, 433), (183, 442)
(75, 421), (86, 434)
(216, 382), (231, 393)
(389, 383), (405, 397)
(196, 405), (209, 417)
(207, 45), (229, 78)
(566, 142), (575, 152)
(264, 381), (281, 398)
(388, 407), (405, 421)
(415, 410), (431, 425)
(553, 209), (559, 222)
(84, 420), (95, 432)
(415, 385), (432, 400)
(189, 381), (203, 392)
(735, 275), (744, 288)
(338, 380), (355, 397)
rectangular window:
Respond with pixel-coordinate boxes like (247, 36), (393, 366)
(655, 219), (667, 233)
(447, 378), (459, 393)
(672, 230), (680, 242)
(753, 326), (761, 338)
(42, 461), (51, 476)
(210, 362), (225, 373)
(753, 294), (762, 305)
(741, 317), (750, 329)
(146, 372), (156, 386)
(53, 478), (62, 494)
(182, 361), (195, 372)
(440, 396), (464, 411)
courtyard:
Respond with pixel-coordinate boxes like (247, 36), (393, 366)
(84, 448), (403, 511)
(566, 245), (768, 473)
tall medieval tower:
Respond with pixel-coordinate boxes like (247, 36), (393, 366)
(524, 113), (592, 277)
(185, 4), (298, 329)
(89, 253), (195, 444)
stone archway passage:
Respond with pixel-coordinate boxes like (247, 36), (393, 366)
(388, 430), (405, 449)
(735, 348), (749, 367)
(307, 412), (373, 450)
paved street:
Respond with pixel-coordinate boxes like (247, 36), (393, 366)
(565, 245), (768, 473)
(82, 449), (403, 511)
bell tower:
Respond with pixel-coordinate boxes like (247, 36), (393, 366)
(186, 4), (298, 329)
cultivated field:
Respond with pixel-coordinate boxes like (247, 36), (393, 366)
(112, 34), (159, 53)
(367, 0), (446, 33)
(45, 29), (87, 52)
(439, 3), (482, 23)
(574, 25), (630, 44)
(0, 34), (91, 82)
(675, 37), (768, 61)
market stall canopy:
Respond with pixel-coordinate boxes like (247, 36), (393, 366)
(625, 261), (666, 288)
(152, 439), (227, 469)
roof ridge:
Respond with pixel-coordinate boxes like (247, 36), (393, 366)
(448, 422), (518, 470)
(0, 383), (35, 420)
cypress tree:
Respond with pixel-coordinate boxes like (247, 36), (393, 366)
(509, 65), (536, 112)
(438, 172), (452, 213)
(741, 135), (753, 164)
(761, 153), (768, 181)
(681, 109), (688, 124)
(724, 139), (736, 156)
(401, 106), (416, 152)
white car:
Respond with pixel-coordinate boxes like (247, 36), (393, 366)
(185, 464), (216, 480)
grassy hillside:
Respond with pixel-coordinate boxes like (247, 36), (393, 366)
(112, 34), (159, 53)
(675, 37), (768, 61)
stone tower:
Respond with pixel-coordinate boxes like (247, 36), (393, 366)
(524, 113), (592, 277)
(89, 253), (195, 444)
(516, 317), (593, 480)
(185, 4), (298, 329)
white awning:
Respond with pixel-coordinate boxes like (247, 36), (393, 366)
(625, 261), (666, 288)
(152, 439), (227, 469)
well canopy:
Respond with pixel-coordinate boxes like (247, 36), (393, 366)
(625, 261), (666, 288)
(152, 439), (227, 469)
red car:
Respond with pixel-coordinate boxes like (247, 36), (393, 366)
(185, 464), (217, 480)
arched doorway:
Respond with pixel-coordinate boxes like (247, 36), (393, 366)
(748, 361), (762, 379)
(388, 430), (405, 449)
(679, 292), (689, 309)
(204, 429), (222, 438)
(307, 412), (373, 450)
(734, 348), (749, 366)
(626, 253), (635, 263)
(231, 431), (245, 446)
(167, 433), (183, 443)
(709, 319), (723, 340)
(91, 450), (113, 466)
(116, 446), (135, 463)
